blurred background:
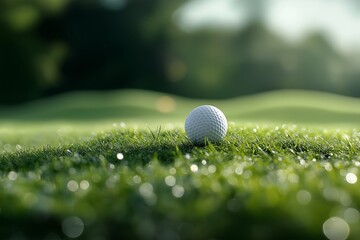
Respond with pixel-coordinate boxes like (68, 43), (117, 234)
(1, 0), (360, 105)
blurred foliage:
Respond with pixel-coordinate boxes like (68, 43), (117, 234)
(0, 0), (360, 104)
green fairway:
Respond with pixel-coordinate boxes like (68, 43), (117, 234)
(1, 90), (360, 239)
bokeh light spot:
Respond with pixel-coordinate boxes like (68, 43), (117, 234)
(165, 175), (176, 187)
(62, 216), (84, 238)
(117, 153), (124, 160)
(323, 217), (349, 240)
(296, 190), (312, 205)
(345, 173), (357, 184)
(156, 96), (176, 113)
(172, 185), (185, 198)
(67, 180), (79, 192)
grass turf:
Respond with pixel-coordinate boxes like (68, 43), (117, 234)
(1, 90), (360, 239)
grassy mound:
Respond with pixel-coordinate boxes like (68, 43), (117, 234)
(0, 90), (360, 239)
(1, 89), (360, 126)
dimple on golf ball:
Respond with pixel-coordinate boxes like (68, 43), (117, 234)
(185, 105), (228, 145)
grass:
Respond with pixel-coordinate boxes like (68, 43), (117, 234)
(1, 90), (360, 239)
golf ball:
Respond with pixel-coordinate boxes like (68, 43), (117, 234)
(185, 105), (228, 145)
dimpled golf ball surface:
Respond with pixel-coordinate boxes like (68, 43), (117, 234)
(185, 105), (228, 145)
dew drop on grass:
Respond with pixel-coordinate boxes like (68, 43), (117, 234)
(62, 216), (84, 238)
(323, 217), (349, 240)
(109, 163), (115, 170)
(185, 153), (191, 160)
(201, 160), (207, 165)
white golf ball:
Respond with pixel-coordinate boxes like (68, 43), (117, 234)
(185, 105), (228, 145)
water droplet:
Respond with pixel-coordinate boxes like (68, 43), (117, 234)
(117, 153), (124, 160)
(201, 160), (207, 165)
(67, 180), (79, 192)
(8, 171), (18, 181)
(165, 175), (176, 187)
(323, 217), (349, 240)
(185, 153), (191, 160)
(109, 164), (115, 169)
(62, 216), (84, 238)
(296, 190), (312, 205)
(190, 164), (198, 173)
(172, 185), (184, 198)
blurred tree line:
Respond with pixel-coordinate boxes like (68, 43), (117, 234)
(1, 0), (360, 104)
